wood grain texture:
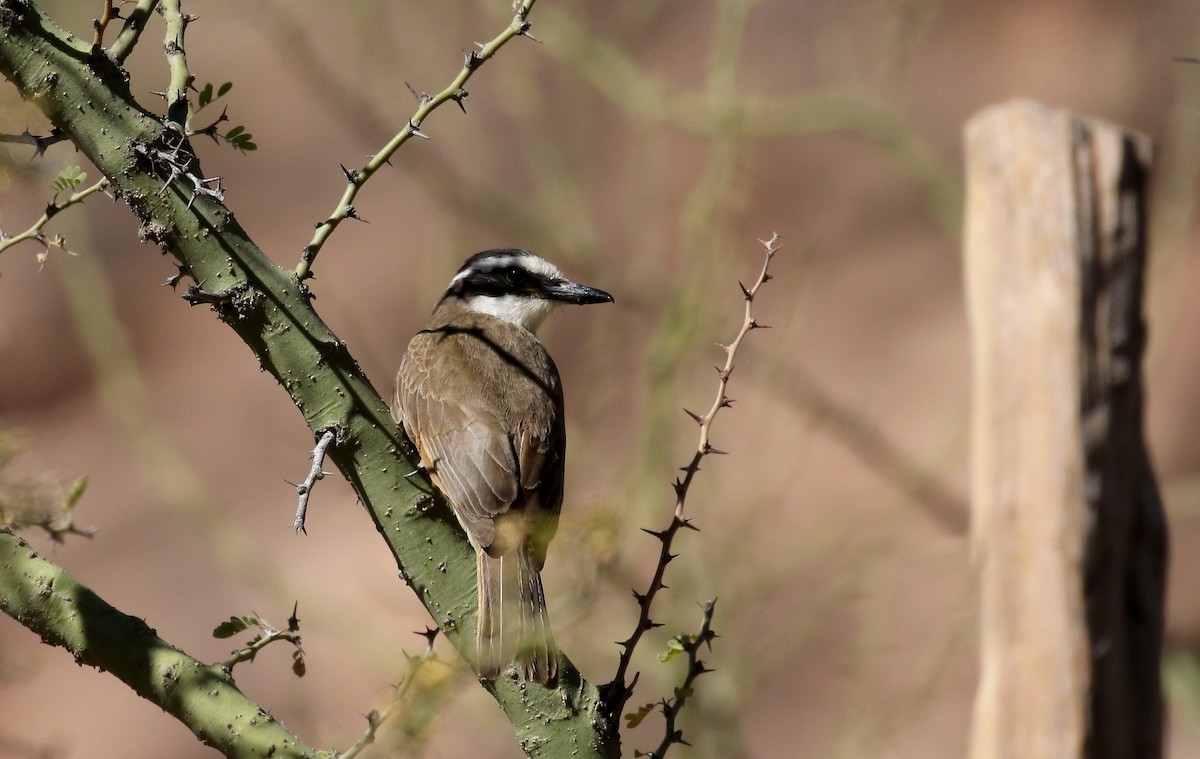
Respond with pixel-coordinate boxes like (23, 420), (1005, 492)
(964, 100), (1163, 759)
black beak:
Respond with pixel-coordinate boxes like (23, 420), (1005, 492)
(544, 280), (614, 305)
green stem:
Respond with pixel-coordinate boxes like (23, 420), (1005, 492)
(161, 0), (191, 127)
(0, 529), (323, 758)
(0, 178), (107, 256)
(108, 0), (160, 63)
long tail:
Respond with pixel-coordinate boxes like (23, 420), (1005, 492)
(477, 546), (558, 686)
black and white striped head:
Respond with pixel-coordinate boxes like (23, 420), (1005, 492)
(441, 249), (613, 333)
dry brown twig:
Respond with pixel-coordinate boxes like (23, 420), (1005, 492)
(337, 627), (441, 759)
(602, 233), (780, 750)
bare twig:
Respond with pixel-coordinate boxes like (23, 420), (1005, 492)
(294, 0), (541, 281)
(291, 429), (336, 534)
(603, 233), (779, 715)
(337, 627), (441, 759)
(92, 0), (115, 49)
(0, 127), (67, 156)
(0, 178), (110, 260)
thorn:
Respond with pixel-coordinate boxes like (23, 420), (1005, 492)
(683, 408), (704, 425)
(715, 342), (730, 353)
(516, 22), (541, 43)
(162, 266), (185, 289)
(749, 320), (771, 329)
(641, 527), (667, 542)
(762, 273), (773, 283)
(715, 366), (732, 380)
(181, 285), (231, 307)
(450, 88), (469, 113)
(408, 120), (430, 140)
(704, 444), (728, 456)
(340, 164), (359, 183)
(416, 626), (439, 647)
(739, 280), (752, 299)
(405, 81), (432, 105)
(463, 49), (483, 70)
(664, 552), (677, 563)
(678, 518), (700, 532)
(647, 620), (664, 630)
(630, 589), (647, 604)
(720, 397), (734, 408)
(344, 206), (368, 223)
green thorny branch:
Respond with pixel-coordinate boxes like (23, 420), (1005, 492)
(294, 0), (542, 281)
(0, 1), (619, 757)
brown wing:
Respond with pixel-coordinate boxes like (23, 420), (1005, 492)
(394, 316), (564, 556)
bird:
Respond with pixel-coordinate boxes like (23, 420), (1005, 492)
(393, 248), (613, 685)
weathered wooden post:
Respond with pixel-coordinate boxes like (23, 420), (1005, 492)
(964, 100), (1166, 759)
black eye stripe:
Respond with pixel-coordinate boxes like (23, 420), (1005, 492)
(449, 266), (541, 299)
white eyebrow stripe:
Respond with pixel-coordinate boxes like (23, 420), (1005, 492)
(449, 255), (521, 286)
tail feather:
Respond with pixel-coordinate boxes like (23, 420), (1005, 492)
(476, 547), (557, 686)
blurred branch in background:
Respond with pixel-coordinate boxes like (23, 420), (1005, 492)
(534, 3), (963, 236)
(762, 355), (968, 534)
(55, 250), (283, 587)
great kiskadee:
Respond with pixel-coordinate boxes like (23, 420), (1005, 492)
(393, 249), (613, 685)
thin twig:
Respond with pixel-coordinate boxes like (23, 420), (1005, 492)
(218, 605), (304, 675)
(291, 429), (336, 534)
(0, 128), (67, 157)
(0, 179), (109, 258)
(603, 233), (779, 715)
(294, 0), (540, 281)
(647, 600), (718, 759)
(92, 0), (115, 49)
(337, 628), (440, 759)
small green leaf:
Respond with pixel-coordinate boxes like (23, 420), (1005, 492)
(225, 127), (257, 153)
(217, 81), (233, 97)
(51, 166), (86, 194)
(62, 476), (88, 512)
(198, 82), (213, 108)
(213, 615), (263, 638)
(624, 702), (656, 728)
(658, 637), (686, 663)
(673, 686), (694, 701)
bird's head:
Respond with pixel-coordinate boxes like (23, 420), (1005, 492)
(441, 248), (613, 333)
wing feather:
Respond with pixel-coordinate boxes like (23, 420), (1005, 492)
(394, 317), (565, 555)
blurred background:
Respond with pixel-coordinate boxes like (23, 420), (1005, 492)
(2, 0), (1200, 756)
